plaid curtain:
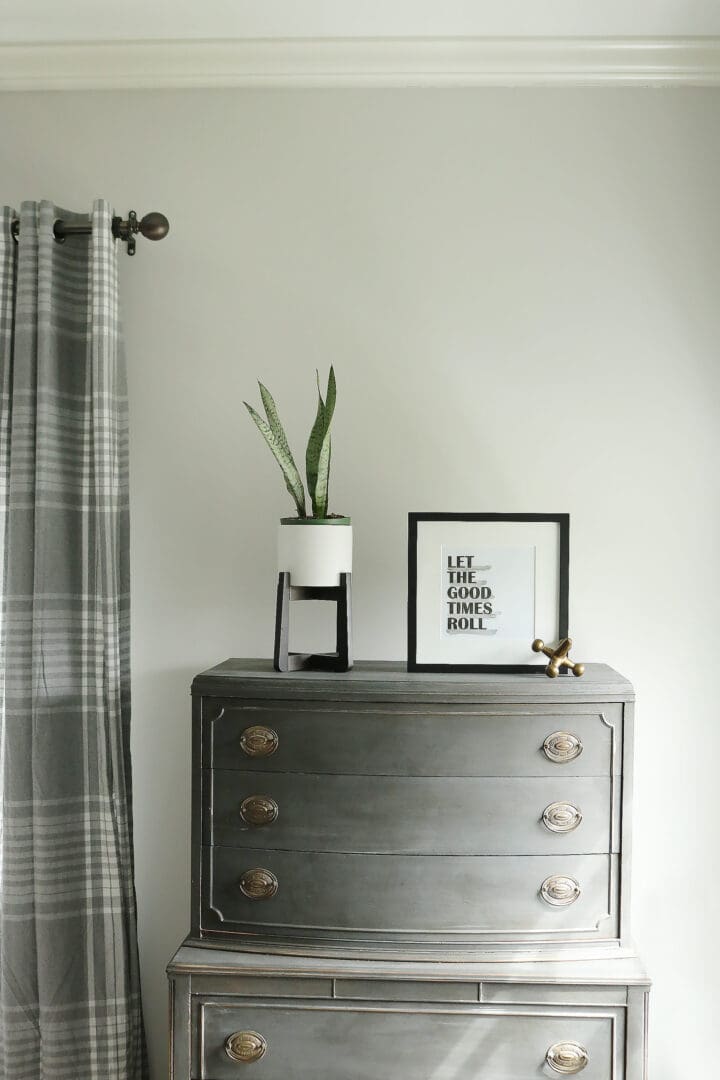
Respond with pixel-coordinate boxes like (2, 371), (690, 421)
(0, 201), (148, 1079)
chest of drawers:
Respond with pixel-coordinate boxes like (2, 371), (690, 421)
(168, 946), (650, 1080)
(190, 660), (634, 960)
(170, 658), (649, 1079)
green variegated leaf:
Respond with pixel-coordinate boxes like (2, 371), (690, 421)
(313, 367), (336, 517)
(315, 431), (331, 518)
(259, 382), (293, 459)
(244, 402), (306, 517)
(305, 373), (326, 516)
(324, 365), (336, 421)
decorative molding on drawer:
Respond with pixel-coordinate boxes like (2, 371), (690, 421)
(209, 771), (616, 856)
(2, 37), (720, 91)
(196, 999), (622, 1080)
(205, 703), (622, 776)
(204, 847), (618, 942)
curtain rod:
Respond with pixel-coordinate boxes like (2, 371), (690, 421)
(9, 210), (169, 257)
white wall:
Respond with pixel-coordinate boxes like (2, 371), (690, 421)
(1, 87), (718, 1079)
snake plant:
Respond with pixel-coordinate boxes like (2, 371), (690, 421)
(244, 367), (338, 519)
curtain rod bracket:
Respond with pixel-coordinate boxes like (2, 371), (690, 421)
(114, 210), (139, 256)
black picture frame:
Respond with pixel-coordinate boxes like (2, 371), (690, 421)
(407, 512), (569, 673)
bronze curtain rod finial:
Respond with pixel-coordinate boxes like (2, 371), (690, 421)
(10, 210), (170, 256)
(113, 211), (170, 255)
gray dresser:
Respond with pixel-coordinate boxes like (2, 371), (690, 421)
(168, 660), (650, 1078)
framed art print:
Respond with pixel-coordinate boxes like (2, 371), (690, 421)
(407, 513), (569, 673)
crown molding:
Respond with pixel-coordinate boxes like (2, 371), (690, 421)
(1, 36), (720, 91)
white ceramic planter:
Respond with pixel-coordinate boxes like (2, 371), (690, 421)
(278, 518), (352, 588)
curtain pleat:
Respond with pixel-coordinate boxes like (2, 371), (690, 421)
(0, 200), (148, 1079)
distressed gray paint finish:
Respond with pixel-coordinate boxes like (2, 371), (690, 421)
(167, 945), (650, 1080)
(205, 848), (617, 939)
(209, 771), (615, 855)
(198, 1000), (617, 1080)
(169, 941), (651, 986)
(175, 661), (649, 1079)
(192, 659), (634, 704)
(194, 662), (629, 953)
(206, 701), (622, 776)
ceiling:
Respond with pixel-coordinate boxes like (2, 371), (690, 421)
(3, 0), (720, 44)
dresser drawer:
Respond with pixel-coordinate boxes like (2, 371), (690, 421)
(196, 997), (615, 1080)
(208, 771), (615, 855)
(203, 848), (617, 945)
(204, 700), (622, 777)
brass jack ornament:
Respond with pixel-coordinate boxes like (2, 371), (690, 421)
(532, 638), (585, 679)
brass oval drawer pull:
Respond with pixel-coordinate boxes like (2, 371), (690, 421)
(542, 801), (583, 833)
(540, 875), (581, 906)
(240, 725), (279, 759)
(225, 1030), (267, 1064)
(543, 731), (583, 764)
(240, 795), (279, 827)
(546, 1041), (589, 1074)
(239, 867), (278, 900)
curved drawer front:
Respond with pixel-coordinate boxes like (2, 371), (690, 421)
(204, 848), (617, 943)
(205, 701), (621, 777)
(209, 771), (614, 856)
(198, 998), (614, 1080)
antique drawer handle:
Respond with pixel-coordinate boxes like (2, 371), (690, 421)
(239, 867), (278, 900)
(543, 731), (583, 763)
(225, 1030), (268, 1064)
(542, 801), (583, 833)
(240, 795), (279, 827)
(546, 1041), (589, 1074)
(240, 725), (279, 758)
(540, 875), (581, 906)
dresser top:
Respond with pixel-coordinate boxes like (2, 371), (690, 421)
(168, 942), (649, 986)
(192, 659), (633, 703)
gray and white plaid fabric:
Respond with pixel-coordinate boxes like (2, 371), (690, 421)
(0, 201), (148, 1079)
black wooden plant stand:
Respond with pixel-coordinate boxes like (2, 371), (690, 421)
(273, 572), (352, 673)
